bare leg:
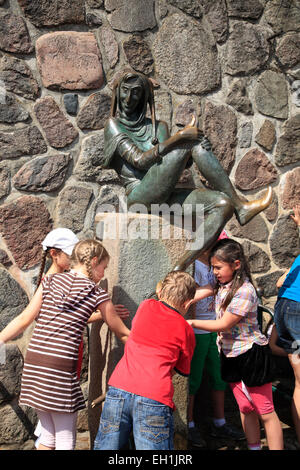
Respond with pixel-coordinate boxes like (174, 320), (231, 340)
(240, 411), (261, 446)
(260, 411), (284, 450)
(191, 143), (273, 226)
(211, 390), (225, 420)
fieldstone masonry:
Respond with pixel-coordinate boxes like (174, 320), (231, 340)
(0, 0), (299, 450)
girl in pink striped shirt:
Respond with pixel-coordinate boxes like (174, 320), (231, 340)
(188, 239), (283, 450)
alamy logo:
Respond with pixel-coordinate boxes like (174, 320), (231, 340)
(0, 80), (6, 105)
(95, 195), (205, 250)
(0, 342), (5, 365)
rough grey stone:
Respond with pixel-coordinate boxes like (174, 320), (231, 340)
(167, 0), (203, 18)
(0, 163), (10, 199)
(74, 131), (120, 184)
(226, 214), (269, 243)
(0, 126), (47, 161)
(275, 114), (300, 167)
(0, 344), (23, 404)
(203, 101), (237, 173)
(154, 90), (172, 131)
(13, 154), (71, 193)
(0, 249), (12, 268)
(255, 120), (276, 151)
(227, 0), (263, 19)
(226, 79), (253, 115)
(256, 271), (285, 298)
(106, 0), (156, 32)
(254, 71), (288, 119)
(0, 268), (28, 331)
(264, 0), (300, 35)
(76, 93), (111, 131)
(56, 185), (93, 233)
(270, 214), (300, 268)
(153, 13), (221, 95)
(242, 240), (271, 273)
(239, 122), (253, 148)
(199, 0), (228, 44)
(175, 99), (195, 127)
(0, 93), (29, 124)
(87, 0), (103, 7)
(234, 149), (278, 191)
(0, 55), (40, 101)
(275, 32), (300, 69)
(0, 400), (37, 444)
(0, 196), (52, 269)
(85, 12), (103, 27)
(17, 0), (85, 27)
(223, 22), (270, 76)
(123, 35), (154, 75)
(99, 26), (119, 68)
(0, 12), (33, 54)
(63, 94), (78, 116)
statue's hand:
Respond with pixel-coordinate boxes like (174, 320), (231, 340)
(177, 125), (203, 142)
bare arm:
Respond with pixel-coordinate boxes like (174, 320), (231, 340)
(187, 284), (214, 307)
(87, 303), (130, 324)
(187, 310), (241, 333)
(290, 204), (300, 227)
(94, 300), (130, 344)
(276, 270), (290, 288)
(269, 325), (287, 357)
(0, 285), (42, 343)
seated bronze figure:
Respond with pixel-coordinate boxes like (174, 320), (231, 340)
(103, 71), (272, 271)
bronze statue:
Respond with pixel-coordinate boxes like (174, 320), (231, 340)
(103, 71), (272, 271)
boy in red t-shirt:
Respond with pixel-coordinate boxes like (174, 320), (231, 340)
(93, 271), (196, 450)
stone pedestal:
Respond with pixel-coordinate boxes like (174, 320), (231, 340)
(88, 212), (194, 448)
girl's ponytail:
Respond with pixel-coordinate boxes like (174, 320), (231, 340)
(35, 249), (47, 292)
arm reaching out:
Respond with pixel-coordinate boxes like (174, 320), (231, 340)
(96, 300), (130, 344)
(187, 309), (241, 333)
(0, 285), (43, 343)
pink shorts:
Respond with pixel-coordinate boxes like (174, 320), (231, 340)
(230, 381), (274, 416)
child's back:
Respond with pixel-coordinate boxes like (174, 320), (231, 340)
(109, 298), (195, 409)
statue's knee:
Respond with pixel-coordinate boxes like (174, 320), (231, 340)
(217, 195), (234, 217)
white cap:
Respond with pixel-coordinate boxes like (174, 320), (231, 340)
(42, 228), (79, 256)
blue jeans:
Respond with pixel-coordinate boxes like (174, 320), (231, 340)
(274, 297), (300, 353)
(93, 387), (174, 450)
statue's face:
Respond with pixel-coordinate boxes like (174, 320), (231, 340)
(119, 78), (144, 115)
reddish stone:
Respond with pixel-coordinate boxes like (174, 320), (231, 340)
(36, 32), (104, 90)
(280, 168), (300, 210)
(34, 96), (78, 148)
(235, 149), (278, 191)
(0, 196), (52, 269)
(255, 120), (276, 151)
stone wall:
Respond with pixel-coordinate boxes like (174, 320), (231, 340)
(0, 0), (299, 449)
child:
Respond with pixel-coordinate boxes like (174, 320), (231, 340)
(273, 205), (300, 444)
(93, 271), (196, 450)
(187, 239), (283, 450)
(0, 239), (130, 450)
(188, 236), (244, 447)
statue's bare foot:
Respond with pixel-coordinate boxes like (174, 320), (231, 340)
(236, 187), (273, 226)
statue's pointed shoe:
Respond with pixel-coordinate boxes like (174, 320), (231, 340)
(236, 187), (273, 226)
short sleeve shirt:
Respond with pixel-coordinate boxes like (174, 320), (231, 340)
(108, 299), (195, 409)
(215, 279), (268, 357)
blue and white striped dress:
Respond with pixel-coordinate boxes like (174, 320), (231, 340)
(19, 272), (109, 413)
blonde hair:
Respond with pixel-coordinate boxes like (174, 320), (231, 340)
(159, 271), (196, 309)
(70, 239), (110, 281)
